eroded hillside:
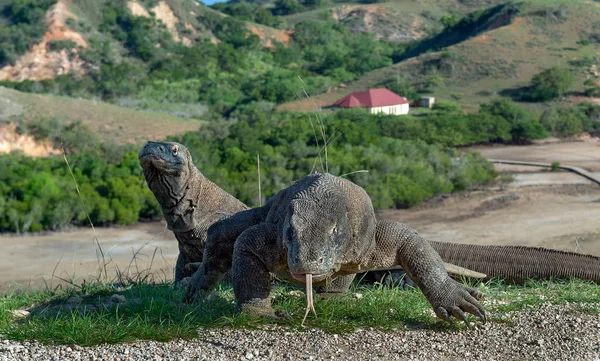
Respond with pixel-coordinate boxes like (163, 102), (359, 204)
(0, 0), (289, 82)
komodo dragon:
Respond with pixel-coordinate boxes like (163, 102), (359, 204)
(141, 141), (600, 294)
(139, 141), (249, 282)
(185, 172), (489, 325)
(139, 141), (365, 295)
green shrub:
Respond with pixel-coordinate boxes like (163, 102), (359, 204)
(523, 67), (575, 102)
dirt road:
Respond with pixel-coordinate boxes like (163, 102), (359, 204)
(1, 140), (599, 292)
(0, 222), (179, 292)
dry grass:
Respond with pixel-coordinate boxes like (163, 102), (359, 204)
(0, 87), (204, 145)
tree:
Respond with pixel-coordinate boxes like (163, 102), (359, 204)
(525, 67), (575, 101)
(424, 74), (445, 91)
(441, 14), (460, 28)
(272, 0), (303, 15)
(584, 79), (600, 97)
(480, 98), (548, 141)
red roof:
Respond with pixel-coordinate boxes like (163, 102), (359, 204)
(333, 88), (409, 108)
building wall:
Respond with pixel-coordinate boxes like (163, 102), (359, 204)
(420, 97), (435, 109)
(368, 103), (409, 115)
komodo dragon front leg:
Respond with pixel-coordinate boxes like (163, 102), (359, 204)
(231, 223), (288, 318)
(366, 219), (486, 325)
(185, 206), (268, 302)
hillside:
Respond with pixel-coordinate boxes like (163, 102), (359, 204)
(0, 86), (203, 146)
(282, 0), (508, 43)
(280, 0), (600, 114)
(0, 0), (288, 82)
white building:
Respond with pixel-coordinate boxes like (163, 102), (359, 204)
(333, 88), (410, 115)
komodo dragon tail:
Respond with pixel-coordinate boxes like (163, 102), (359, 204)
(430, 241), (600, 284)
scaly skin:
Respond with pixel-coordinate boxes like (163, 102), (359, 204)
(429, 241), (600, 284)
(139, 141), (248, 282)
(186, 173), (487, 325)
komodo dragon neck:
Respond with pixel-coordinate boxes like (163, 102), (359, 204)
(154, 167), (248, 234)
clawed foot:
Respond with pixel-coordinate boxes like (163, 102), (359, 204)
(239, 298), (291, 321)
(184, 268), (208, 303)
(431, 279), (487, 327)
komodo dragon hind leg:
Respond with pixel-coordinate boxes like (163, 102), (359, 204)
(233, 223), (289, 319)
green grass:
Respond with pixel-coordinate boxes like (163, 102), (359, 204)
(2, 278), (600, 346)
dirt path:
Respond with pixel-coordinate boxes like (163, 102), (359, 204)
(380, 140), (600, 256)
(0, 222), (178, 292)
(473, 140), (600, 171)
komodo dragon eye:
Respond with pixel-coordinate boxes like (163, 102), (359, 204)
(172, 146), (178, 156)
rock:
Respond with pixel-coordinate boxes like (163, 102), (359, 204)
(10, 310), (30, 319)
(110, 294), (127, 304)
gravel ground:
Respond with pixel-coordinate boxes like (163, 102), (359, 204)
(1, 302), (599, 361)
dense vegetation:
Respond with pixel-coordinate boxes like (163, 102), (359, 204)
(0, 1), (399, 117)
(1, 103), (505, 233)
(3, 94), (600, 232)
(0, 0), (57, 66)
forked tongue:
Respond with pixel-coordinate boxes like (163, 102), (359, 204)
(301, 273), (317, 325)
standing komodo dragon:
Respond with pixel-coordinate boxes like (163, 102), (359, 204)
(139, 141), (361, 295)
(139, 141), (249, 282)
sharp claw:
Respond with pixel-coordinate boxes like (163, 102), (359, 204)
(459, 312), (471, 328)
(450, 307), (470, 327)
(436, 307), (454, 325)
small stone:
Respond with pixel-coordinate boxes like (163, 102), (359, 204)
(245, 352), (254, 359)
(352, 293), (363, 300)
(11, 310), (30, 319)
(110, 294), (127, 304)
(288, 290), (304, 298)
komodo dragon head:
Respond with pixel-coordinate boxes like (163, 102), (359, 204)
(282, 184), (361, 323)
(138, 141), (194, 210)
(284, 197), (350, 283)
